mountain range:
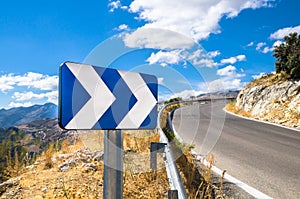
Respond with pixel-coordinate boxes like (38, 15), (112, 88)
(0, 103), (58, 128)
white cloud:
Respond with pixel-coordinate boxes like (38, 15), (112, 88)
(0, 72), (58, 107)
(272, 40), (283, 48)
(16, 72), (58, 91)
(217, 65), (236, 76)
(13, 91), (44, 101)
(255, 40), (282, 54)
(196, 59), (219, 68)
(116, 24), (129, 31)
(146, 50), (183, 66)
(220, 54), (246, 65)
(262, 46), (272, 53)
(206, 78), (246, 92)
(217, 65), (245, 77)
(8, 102), (33, 108)
(12, 90), (58, 105)
(0, 74), (16, 92)
(123, 28), (195, 49)
(236, 54), (246, 61)
(247, 41), (254, 47)
(108, 0), (121, 12)
(256, 42), (266, 51)
(270, 25), (300, 40)
(0, 72), (58, 92)
(186, 49), (219, 68)
(213, 65), (246, 91)
(256, 42), (273, 53)
(207, 50), (221, 58)
(127, 0), (273, 41)
(252, 72), (267, 79)
(161, 89), (204, 101)
(145, 47), (220, 68)
(157, 77), (164, 84)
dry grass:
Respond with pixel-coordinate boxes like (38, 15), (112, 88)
(1, 130), (170, 199)
(226, 101), (253, 118)
(245, 72), (289, 88)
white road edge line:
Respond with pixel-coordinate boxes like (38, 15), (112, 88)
(199, 155), (273, 199)
(170, 106), (274, 199)
(223, 107), (300, 132)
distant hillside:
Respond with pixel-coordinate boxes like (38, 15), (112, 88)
(0, 103), (58, 128)
(0, 118), (76, 182)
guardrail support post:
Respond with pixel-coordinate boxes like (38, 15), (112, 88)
(150, 142), (166, 171)
(168, 190), (178, 199)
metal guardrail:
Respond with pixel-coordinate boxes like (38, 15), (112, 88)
(157, 98), (233, 198)
(157, 102), (187, 199)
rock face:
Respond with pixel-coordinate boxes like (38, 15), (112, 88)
(236, 80), (300, 129)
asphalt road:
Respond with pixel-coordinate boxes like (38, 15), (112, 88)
(171, 101), (300, 199)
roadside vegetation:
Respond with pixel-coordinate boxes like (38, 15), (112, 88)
(0, 130), (170, 198)
(247, 32), (300, 88)
(274, 32), (300, 80)
(160, 101), (228, 199)
(225, 100), (252, 118)
(227, 32), (300, 127)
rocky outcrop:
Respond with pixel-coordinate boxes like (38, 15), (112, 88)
(236, 80), (300, 129)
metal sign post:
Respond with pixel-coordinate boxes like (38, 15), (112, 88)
(104, 130), (123, 199)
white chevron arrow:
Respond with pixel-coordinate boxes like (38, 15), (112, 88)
(65, 63), (116, 129)
(116, 71), (157, 129)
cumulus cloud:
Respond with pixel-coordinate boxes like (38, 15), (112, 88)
(0, 74), (16, 92)
(207, 50), (221, 58)
(145, 47), (220, 68)
(186, 49), (219, 67)
(16, 72), (58, 91)
(159, 89), (204, 101)
(217, 65), (236, 76)
(146, 50), (183, 66)
(270, 25), (300, 40)
(253, 26), (299, 54)
(256, 42), (266, 51)
(273, 40), (283, 47)
(0, 72), (58, 107)
(209, 78), (245, 91)
(0, 72), (58, 92)
(126, 0), (273, 42)
(217, 65), (245, 77)
(8, 102), (33, 108)
(255, 42), (271, 53)
(12, 91), (58, 104)
(247, 41), (254, 47)
(123, 28), (195, 49)
(108, 0), (121, 12)
(116, 24), (129, 31)
(252, 72), (267, 79)
(211, 65), (246, 91)
(255, 40), (283, 54)
(220, 54), (246, 65)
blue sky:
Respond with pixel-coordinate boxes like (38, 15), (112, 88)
(0, 0), (299, 109)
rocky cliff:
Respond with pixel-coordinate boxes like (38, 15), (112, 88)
(235, 78), (300, 129)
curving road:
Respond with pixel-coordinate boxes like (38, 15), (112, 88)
(171, 101), (300, 199)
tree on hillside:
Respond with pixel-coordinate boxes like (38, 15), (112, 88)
(273, 32), (300, 79)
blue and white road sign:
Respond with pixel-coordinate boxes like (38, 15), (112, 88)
(59, 62), (158, 130)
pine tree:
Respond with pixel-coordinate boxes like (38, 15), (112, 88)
(273, 32), (300, 79)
